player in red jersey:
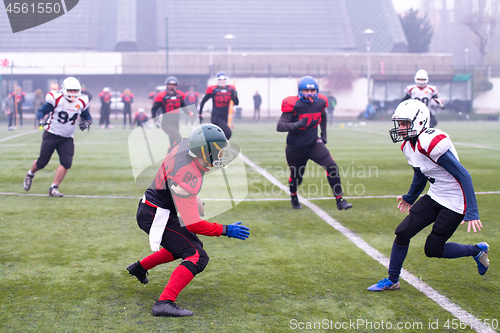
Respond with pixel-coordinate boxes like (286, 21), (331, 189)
(126, 124), (250, 317)
(184, 86), (199, 127)
(151, 76), (193, 150)
(198, 71), (238, 140)
(277, 76), (352, 211)
(121, 88), (134, 129)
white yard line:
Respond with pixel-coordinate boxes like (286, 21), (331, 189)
(0, 130), (39, 143)
(239, 152), (496, 333)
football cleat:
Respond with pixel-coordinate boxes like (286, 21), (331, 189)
(49, 185), (63, 197)
(152, 300), (193, 317)
(291, 194), (302, 209)
(23, 172), (34, 191)
(473, 242), (490, 276)
(127, 261), (149, 284)
(367, 278), (400, 291)
(336, 198), (352, 210)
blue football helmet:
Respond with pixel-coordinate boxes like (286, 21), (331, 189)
(216, 71), (228, 87)
(298, 76), (318, 102)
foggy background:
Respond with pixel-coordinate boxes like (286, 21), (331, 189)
(1, 0), (499, 119)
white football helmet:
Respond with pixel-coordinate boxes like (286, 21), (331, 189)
(389, 99), (429, 143)
(414, 69), (429, 88)
(61, 77), (81, 102)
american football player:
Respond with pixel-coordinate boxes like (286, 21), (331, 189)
(23, 77), (92, 197)
(402, 69), (443, 128)
(121, 88), (134, 129)
(99, 87), (112, 129)
(367, 99), (489, 292)
(152, 76), (192, 150)
(277, 76), (352, 211)
(198, 71), (239, 140)
(127, 124), (249, 317)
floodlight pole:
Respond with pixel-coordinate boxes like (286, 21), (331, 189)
(223, 34), (235, 79)
(363, 29), (374, 104)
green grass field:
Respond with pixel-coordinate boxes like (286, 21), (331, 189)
(1, 119), (499, 332)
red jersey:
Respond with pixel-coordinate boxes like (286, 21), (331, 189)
(153, 90), (186, 114)
(121, 93), (134, 104)
(144, 139), (223, 237)
(281, 94), (328, 149)
(99, 91), (112, 104)
(199, 85), (238, 119)
(185, 91), (199, 105)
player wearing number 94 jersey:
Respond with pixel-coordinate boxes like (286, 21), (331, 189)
(23, 77), (92, 197)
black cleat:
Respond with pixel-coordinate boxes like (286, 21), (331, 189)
(152, 300), (193, 317)
(127, 261), (149, 284)
(291, 194), (302, 209)
(336, 198), (352, 210)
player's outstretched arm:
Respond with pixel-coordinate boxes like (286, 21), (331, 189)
(223, 221), (250, 240)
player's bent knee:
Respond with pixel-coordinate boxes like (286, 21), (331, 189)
(35, 158), (49, 170)
(424, 240), (444, 258)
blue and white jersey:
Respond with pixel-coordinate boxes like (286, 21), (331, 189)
(402, 128), (465, 214)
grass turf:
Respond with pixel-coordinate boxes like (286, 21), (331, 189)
(0, 119), (499, 332)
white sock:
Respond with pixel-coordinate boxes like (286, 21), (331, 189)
(27, 170), (34, 176)
(51, 183), (57, 188)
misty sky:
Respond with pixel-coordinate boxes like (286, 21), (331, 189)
(391, 0), (420, 13)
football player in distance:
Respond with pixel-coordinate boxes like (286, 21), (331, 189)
(402, 69), (443, 128)
(277, 76), (352, 211)
(151, 76), (193, 151)
(127, 124), (250, 317)
(198, 71), (239, 140)
(367, 99), (489, 292)
(23, 77), (92, 197)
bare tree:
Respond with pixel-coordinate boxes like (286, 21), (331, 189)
(462, 0), (499, 65)
(463, 13), (497, 65)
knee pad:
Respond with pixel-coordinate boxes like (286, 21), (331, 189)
(181, 251), (209, 276)
(35, 157), (49, 170)
(424, 233), (445, 258)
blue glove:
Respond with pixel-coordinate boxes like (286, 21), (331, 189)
(225, 221), (250, 240)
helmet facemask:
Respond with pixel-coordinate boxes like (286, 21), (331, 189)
(389, 100), (429, 143)
(62, 77), (82, 102)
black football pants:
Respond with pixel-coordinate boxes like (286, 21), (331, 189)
(285, 141), (343, 197)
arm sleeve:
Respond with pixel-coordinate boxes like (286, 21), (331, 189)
(401, 94), (411, 102)
(437, 150), (479, 220)
(320, 109), (327, 139)
(151, 101), (162, 115)
(198, 93), (211, 114)
(80, 109), (92, 122)
(36, 102), (54, 120)
(232, 89), (239, 106)
(402, 168), (428, 205)
(276, 112), (297, 132)
(173, 194), (223, 236)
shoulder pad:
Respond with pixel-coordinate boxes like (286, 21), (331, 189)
(154, 91), (167, 102)
(206, 85), (217, 94)
(227, 85), (237, 90)
(46, 91), (63, 105)
(176, 90), (185, 98)
(281, 96), (299, 113)
(78, 94), (90, 108)
(317, 93), (328, 105)
(418, 129), (450, 161)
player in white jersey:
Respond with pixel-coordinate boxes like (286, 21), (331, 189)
(367, 100), (490, 292)
(402, 69), (443, 128)
(23, 77), (92, 197)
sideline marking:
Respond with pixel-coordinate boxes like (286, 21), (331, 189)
(0, 191), (498, 200)
(0, 130), (39, 143)
(239, 153), (496, 333)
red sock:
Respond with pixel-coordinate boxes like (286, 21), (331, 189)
(140, 248), (175, 270)
(159, 264), (194, 301)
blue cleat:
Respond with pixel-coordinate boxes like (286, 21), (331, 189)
(367, 278), (400, 291)
(473, 242), (490, 276)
